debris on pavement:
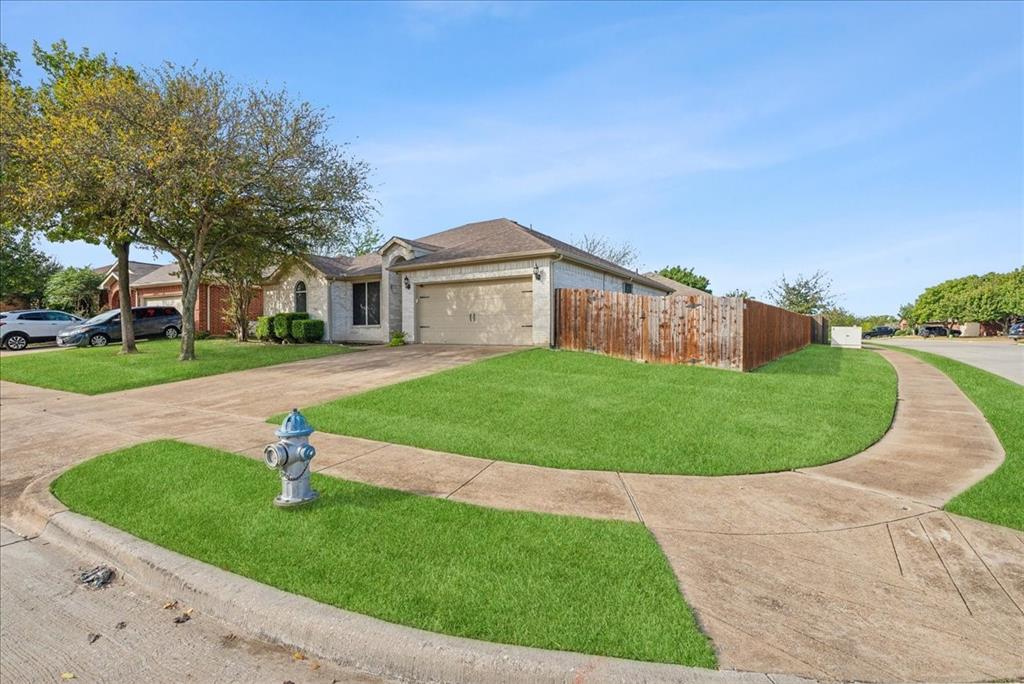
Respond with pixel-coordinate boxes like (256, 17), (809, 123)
(291, 651), (306, 661)
(87, 633), (101, 644)
(114, 621), (127, 630)
(76, 565), (115, 589)
(60, 674), (75, 680)
(173, 613), (191, 624)
(162, 600), (178, 610)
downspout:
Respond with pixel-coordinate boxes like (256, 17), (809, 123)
(205, 283), (211, 334)
(549, 254), (564, 348)
(325, 278), (334, 343)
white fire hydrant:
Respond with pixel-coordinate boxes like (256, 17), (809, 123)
(264, 409), (319, 507)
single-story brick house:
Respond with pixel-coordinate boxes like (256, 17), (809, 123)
(263, 218), (672, 346)
(98, 262), (263, 336)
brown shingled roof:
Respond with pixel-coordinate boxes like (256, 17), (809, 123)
(391, 218), (670, 291)
(289, 218), (670, 292)
(97, 261), (164, 285)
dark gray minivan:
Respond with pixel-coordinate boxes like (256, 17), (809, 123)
(57, 306), (183, 347)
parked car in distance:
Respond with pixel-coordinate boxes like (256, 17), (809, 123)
(1, 309), (84, 350)
(863, 325), (898, 339)
(57, 306), (182, 348)
(1009, 322), (1023, 340)
(917, 325), (961, 338)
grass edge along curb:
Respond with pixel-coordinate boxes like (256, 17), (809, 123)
(51, 440), (718, 667)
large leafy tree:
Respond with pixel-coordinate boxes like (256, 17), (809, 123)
(1, 44), (33, 232)
(44, 266), (103, 316)
(0, 229), (60, 306)
(821, 306), (857, 327)
(897, 302), (917, 327)
(657, 265), (711, 293)
(768, 270), (837, 315)
(913, 269), (1023, 331)
(140, 65), (373, 360)
(14, 41), (151, 352)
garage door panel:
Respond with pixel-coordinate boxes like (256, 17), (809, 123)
(143, 296), (183, 312)
(417, 279), (533, 345)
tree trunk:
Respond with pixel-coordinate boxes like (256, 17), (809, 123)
(177, 266), (203, 361)
(113, 241), (138, 354)
(234, 285), (253, 342)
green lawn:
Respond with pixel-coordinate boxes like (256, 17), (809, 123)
(879, 346), (1023, 531)
(52, 441), (717, 667)
(0, 338), (353, 394)
(284, 345), (897, 475)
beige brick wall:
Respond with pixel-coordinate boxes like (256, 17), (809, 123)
(552, 260), (664, 297)
(330, 279), (387, 343)
(263, 265), (330, 341)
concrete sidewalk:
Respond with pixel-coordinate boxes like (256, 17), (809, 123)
(2, 346), (1022, 682)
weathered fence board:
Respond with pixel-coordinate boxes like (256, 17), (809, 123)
(740, 299), (812, 371)
(554, 289), (813, 371)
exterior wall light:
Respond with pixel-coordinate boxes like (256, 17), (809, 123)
(533, 265), (542, 280)
(403, 276), (411, 290)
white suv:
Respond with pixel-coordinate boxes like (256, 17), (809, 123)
(1, 309), (84, 351)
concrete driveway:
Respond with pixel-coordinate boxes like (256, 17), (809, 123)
(0, 344), (515, 523)
(878, 337), (1023, 384)
(0, 344), (512, 683)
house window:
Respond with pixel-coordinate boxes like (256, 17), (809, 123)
(623, 282), (634, 294)
(352, 281), (380, 326)
(294, 281), (307, 313)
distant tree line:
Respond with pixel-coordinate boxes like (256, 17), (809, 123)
(901, 269), (1023, 332)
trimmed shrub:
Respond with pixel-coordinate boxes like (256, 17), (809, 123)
(272, 312), (310, 341)
(389, 330), (407, 347)
(254, 315), (275, 341)
(291, 318), (325, 343)
(195, 329), (212, 340)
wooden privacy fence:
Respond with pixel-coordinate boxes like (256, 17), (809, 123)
(555, 289), (814, 371)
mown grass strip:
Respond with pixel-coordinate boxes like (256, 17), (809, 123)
(282, 345), (896, 475)
(52, 440), (717, 666)
(0, 338), (352, 394)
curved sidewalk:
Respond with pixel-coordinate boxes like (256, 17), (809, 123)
(199, 349), (1024, 681)
(4, 348), (1023, 682)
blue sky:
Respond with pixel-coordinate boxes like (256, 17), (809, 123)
(2, 1), (1021, 315)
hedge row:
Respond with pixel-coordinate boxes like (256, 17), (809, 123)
(255, 312), (324, 343)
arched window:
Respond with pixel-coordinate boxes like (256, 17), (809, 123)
(294, 281), (307, 313)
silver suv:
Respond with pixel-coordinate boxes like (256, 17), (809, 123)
(0, 309), (84, 351)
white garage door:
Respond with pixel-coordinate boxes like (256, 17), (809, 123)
(417, 278), (533, 345)
(143, 296), (183, 312)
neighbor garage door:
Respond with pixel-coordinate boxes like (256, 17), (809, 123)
(143, 295), (183, 312)
(417, 278), (533, 345)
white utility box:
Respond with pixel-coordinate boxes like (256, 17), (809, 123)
(831, 326), (862, 349)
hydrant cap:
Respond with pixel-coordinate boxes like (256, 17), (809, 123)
(276, 409), (314, 438)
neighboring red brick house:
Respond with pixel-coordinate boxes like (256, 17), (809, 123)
(98, 262), (263, 336)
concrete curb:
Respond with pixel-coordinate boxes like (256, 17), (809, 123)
(40, 510), (808, 684)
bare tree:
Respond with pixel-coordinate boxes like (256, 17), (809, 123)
(572, 234), (640, 269)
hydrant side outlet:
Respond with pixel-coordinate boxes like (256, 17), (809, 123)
(265, 409), (319, 507)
